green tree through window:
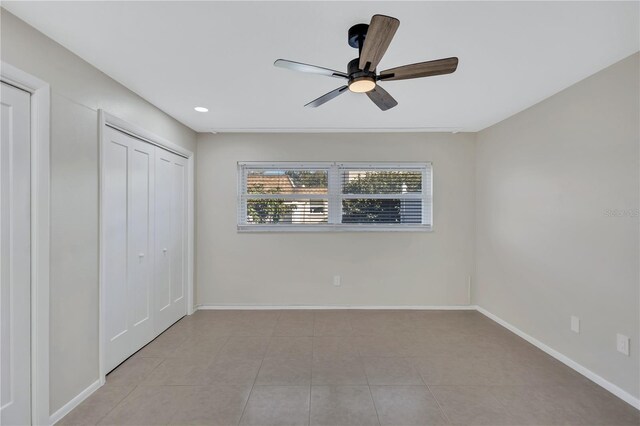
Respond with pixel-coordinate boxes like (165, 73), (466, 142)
(342, 171), (421, 194)
(285, 170), (328, 188)
(342, 171), (421, 223)
(246, 183), (296, 223)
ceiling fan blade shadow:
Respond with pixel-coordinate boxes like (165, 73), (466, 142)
(359, 15), (400, 72)
(305, 86), (349, 108)
(274, 59), (348, 79)
(366, 85), (398, 111)
(379, 57), (458, 81)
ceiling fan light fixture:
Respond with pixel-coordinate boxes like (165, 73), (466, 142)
(348, 77), (376, 93)
(274, 14), (458, 110)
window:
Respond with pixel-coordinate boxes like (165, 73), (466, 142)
(309, 200), (326, 214)
(238, 162), (432, 231)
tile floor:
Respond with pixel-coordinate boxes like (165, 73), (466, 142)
(59, 310), (640, 425)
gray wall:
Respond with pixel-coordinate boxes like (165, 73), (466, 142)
(196, 132), (476, 307)
(475, 53), (640, 399)
(0, 9), (197, 414)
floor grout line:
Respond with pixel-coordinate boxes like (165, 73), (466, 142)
(367, 385), (383, 426)
(236, 337), (269, 425)
(91, 383), (139, 426)
(95, 347), (183, 424)
(425, 383), (452, 425)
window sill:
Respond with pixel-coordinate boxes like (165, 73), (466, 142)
(237, 224), (433, 233)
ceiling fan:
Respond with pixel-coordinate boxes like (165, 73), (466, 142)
(274, 14), (459, 111)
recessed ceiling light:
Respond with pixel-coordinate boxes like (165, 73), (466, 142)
(194, 106), (208, 112)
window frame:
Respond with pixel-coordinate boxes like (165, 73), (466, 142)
(237, 161), (433, 232)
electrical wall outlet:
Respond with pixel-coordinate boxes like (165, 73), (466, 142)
(617, 334), (630, 356)
(333, 275), (341, 287)
(570, 316), (580, 333)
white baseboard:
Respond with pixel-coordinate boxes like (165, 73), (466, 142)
(476, 306), (640, 410)
(49, 379), (102, 425)
(196, 304), (478, 310)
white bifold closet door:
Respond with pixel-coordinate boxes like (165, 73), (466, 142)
(103, 126), (187, 373)
(154, 147), (188, 334)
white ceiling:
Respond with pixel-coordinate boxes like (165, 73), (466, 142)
(4, 1), (638, 132)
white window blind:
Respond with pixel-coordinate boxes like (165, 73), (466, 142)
(238, 162), (432, 232)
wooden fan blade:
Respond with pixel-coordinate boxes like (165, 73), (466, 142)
(359, 15), (400, 72)
(274, 59), (348, 79)
(305, 86), (349, 108)
(366, 85), (398, 111)
(378, 57), (459, 81)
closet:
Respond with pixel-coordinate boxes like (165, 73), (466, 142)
(102, 125), (188, 373)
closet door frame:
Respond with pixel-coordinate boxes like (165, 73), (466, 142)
(1, 62), (51, 426)
(98, 110), (194, 385)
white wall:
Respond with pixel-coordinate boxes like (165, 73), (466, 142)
(196, 132), (475, 307)
(476, 53), (639, 399)
(0, 9), (197, 415)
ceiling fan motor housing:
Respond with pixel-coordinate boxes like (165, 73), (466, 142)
(347, 57), (377, 92)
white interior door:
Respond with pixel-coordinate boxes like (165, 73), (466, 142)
(154, 148), (187, 333)
(127, 136), (155, 350)
(103, 127), (155, 372)
(103, 121), (189, 374)
(154, 150), (173, 333)
(0, 83), (31, 425)
(103, 128), (130, 372)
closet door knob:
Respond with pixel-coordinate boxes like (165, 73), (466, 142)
(138, 253), (145, 258)
(163, 248), (168, 254)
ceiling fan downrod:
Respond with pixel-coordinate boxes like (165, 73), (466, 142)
(348, 23), (369, 57)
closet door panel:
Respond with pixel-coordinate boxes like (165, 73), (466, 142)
(154, 152), (174, 333)
(171, 158), (187, 309)
(127, 140), (155, 347)
(154, 149), (187, 330)
(103, 130), (132, 372)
